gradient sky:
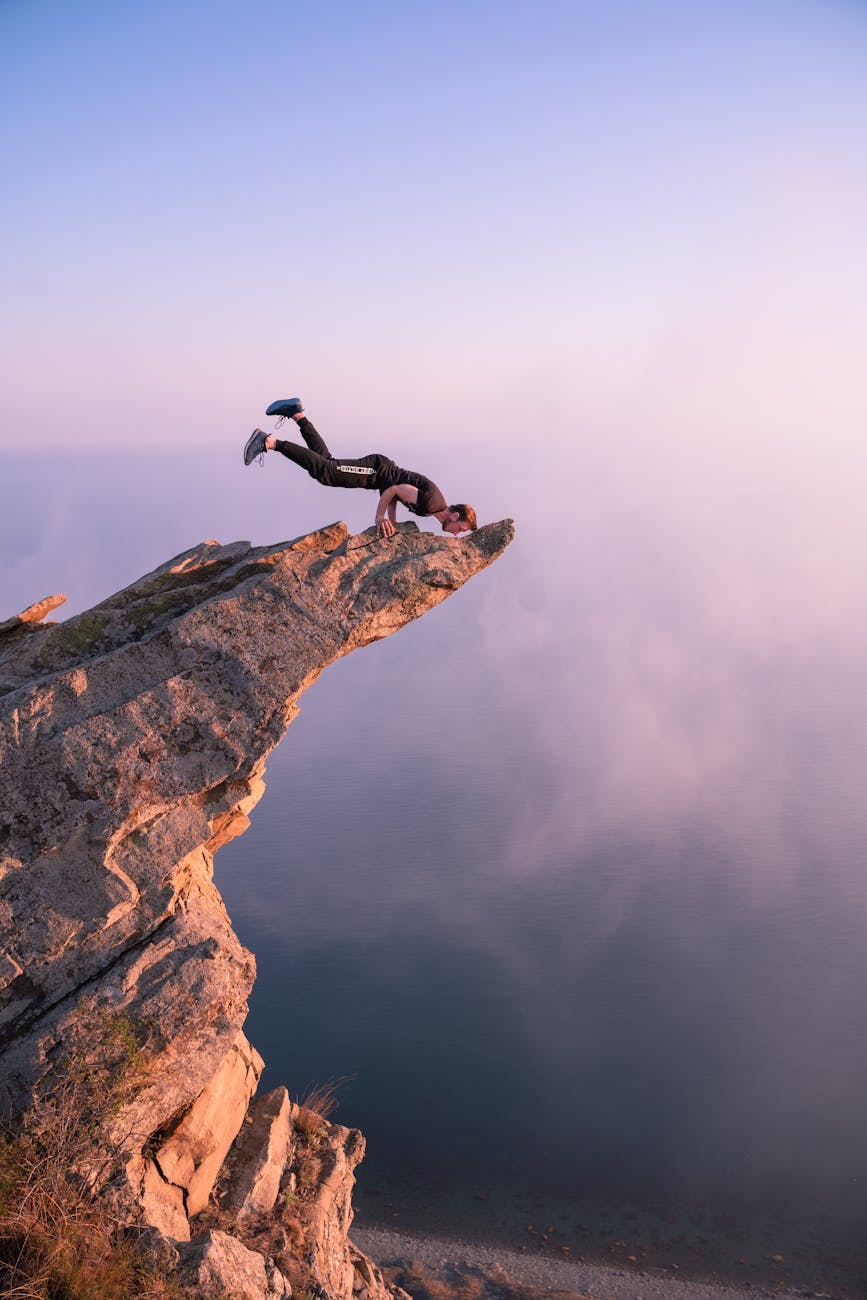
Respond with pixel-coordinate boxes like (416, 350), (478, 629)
(4, 0), (867, 740)
(4, 0), (867, 748)
(2, 0), (867, 477)
(4, 3), (867, 1248)
(4, 0), (867, 863)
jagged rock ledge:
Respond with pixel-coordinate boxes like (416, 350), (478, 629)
(0, 517), (514, 1299)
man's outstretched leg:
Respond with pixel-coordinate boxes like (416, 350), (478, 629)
(244, 400), (335, 466)
(243, 404), (349, 487)
(267, 399), (333, 456)
(293, 415), (331, 457)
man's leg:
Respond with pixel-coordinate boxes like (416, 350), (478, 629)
(264, 410), (332, 477)
(245, 410), (334, 471)
(295, 417), (331, 458)
(270, 439), (333, 482)
(267, 441), (381, 489)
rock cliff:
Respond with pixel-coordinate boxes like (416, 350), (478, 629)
(0, 517), (514, 1298)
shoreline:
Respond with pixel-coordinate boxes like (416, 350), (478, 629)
(351, 1175), (865, 1300)
(352, 1223), (813, 1300)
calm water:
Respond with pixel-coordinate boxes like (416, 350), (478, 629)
(216, 634), (867, 1294)
(5, 449), (867, 1294)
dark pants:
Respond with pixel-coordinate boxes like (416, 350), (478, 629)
(274, 418), (393, 491)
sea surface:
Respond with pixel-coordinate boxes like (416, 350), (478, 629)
(5, 448), (867, 1297)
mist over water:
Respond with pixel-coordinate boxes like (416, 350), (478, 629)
(5, 444), (867, 1288)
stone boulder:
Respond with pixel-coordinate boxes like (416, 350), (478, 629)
(148, 1030), (265, 1228)
(178, 1229), (290, 1299)
(221, 1086), (295, 1218)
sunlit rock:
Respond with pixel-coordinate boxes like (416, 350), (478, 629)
(0, 518), (513, 1297)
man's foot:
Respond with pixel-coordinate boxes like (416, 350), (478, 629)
(266, 395), (306, 421)
(243, 428), (268, 466)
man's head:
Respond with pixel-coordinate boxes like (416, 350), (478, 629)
(441, 504), (477, 535)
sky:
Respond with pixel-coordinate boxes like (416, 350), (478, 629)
(4, 0), (867, 881)
(3, 0), (867, 879)
(2, 0), (867, 476)
(4, 1), (867, 1249)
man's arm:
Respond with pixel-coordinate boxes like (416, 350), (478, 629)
(375, 484), (419, 537)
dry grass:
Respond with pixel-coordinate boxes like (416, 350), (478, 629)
(294, 1074), (356, 1136)
(0, 1007), (192, 1300)
(297, 1078), (343, 1122)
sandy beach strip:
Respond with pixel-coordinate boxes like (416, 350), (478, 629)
(352, 1224), (813, 1300)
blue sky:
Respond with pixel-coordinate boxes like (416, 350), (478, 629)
(3, 0), (866, 469)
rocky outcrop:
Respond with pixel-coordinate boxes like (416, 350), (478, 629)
(222, 1086), (294, 1219)
(178, 1229), (291, 1299)
(0, 518), (512, 1296)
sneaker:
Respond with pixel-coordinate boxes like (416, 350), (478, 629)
(266, 398), (303, 419)
(243, 428), (268, 466)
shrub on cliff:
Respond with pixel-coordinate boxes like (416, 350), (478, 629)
(0, 1006), (187, 1299)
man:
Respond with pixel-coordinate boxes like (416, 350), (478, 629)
(243, 399), (477, 538)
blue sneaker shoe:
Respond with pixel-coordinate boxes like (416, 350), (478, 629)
(266, 398), (304, 420)
(243, 428), (268, 466)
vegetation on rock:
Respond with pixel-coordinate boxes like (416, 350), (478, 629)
(0, 1007), (190, 1299)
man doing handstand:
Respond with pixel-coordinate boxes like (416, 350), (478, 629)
(243, 399), (477, 538)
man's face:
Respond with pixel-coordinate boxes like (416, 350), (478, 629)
(441, 511), (467, 536)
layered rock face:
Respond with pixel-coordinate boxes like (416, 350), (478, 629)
(0, 518), (513, 1297)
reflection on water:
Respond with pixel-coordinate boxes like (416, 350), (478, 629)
(6, 451), (867, 1294)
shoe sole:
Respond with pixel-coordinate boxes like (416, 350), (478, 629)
(243, 429), (267, 466)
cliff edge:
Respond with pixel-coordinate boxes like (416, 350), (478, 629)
(0, 517), (514, 1298)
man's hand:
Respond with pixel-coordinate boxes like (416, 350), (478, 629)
(377, 516), (395, 538)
